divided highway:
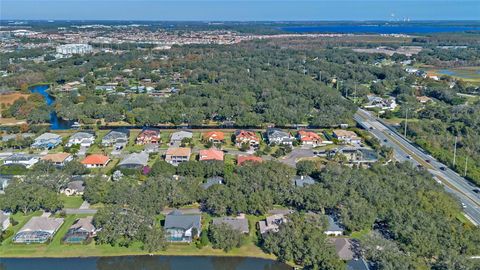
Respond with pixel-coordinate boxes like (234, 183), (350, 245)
(354, 109), (480, 226)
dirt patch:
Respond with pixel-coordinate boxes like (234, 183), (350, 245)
(0, 117), (27, 125)
(0, 92), (31, 106)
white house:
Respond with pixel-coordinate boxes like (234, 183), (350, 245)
(3, 154), (40, 168)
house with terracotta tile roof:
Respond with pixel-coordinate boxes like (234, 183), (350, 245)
(234, 130), (260, 148)
(237, 155), (263, 166)
(297, 130), (323, 147)
(41, 152), (73, 166)
(203, 131), (225, 144)
(81, 154), (110, 168)
(165, 147), (191, 166)
(199, 149), (224, 161)
(136, 128), (161, 145)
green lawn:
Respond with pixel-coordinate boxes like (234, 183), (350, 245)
(61, 195), (84, 209)
(1, 213), (278, 261)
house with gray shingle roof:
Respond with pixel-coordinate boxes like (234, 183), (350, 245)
(102, 129), (129, 147)
(66, 131), (95, 147)
(169, 130), (193, 146)
(117, 152), (149, 169)
(292, 175), (316, 187)
(13, 216), (64, 243)
(212, 216), (249, 234)
(266, 128), (294, 146)
(31, 133), (62, 149)
(324, 215), (344, 236)
(164, 210), (201, 243)
(0, 210), (10, 231)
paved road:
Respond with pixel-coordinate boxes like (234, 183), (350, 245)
(355, 109), (480, 226)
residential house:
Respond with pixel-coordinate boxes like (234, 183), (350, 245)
(41, 152), (73, 166)
(170, 130), (193, 146)
(63, 216), (96, 243)
(136, 128), (161, 145)
(324, 215), (344, 236)
(266, 128), (294, 146)
(297, 130), (323, 147)
(258, 214), (287, 235)
(3, 154), (39, 168)
(201, 176), (224, 189)
(0, 211), (10, 231)
(81, 154), (110, 168)
(347, 258), (370, 270)
(363, 95), (397, 111)
(332, 130), (361, 145)
(292, 175), (316, 187)
(164, 210), (201, 243)
(101, 129), (129, 147)
(329, 238), (354, 260)
(165, 147), (191, 166)
(337, 148), (378, 164)
(416, 95), (433, 104)
(1, 133), (34, 143)
(199, 148), (224, 161)
(117, 152), (149, 169)
(237, 155), (263, 166)
(62, 180), (85, 196)
(234, 130), (260, 148)
(212, 215), (249, 234)
(203, 131), (225, 144)
(13, 216), (64, 243)
(31, 133), (62, 149)
(66, 131), (95, 147)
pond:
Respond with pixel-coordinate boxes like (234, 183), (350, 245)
(30, 85), (74, 130)
(0, 256), (291, 270)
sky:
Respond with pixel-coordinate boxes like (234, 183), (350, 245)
(1, 0), (479, 21)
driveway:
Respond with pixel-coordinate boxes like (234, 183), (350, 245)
(279, 148), (315, 167)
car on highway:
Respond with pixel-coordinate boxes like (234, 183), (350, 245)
(440, 166), (446, 171)
(383, 139), (387, 142)
(461, 202), (467, 208)
(406, 155), (411, 159)
(473, 189), (480, 194)
(425, 159), (431, 163)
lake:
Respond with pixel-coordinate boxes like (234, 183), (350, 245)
(0, 256), (291, 270)
(280, 24), (480, 34)
(30, 85), (74, 130)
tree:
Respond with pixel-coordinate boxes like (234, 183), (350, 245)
(262, 214), (344, 270)
(208, 223), (244, 252)
(143, 226), (168, 252)
(0, 180), (62, 214)
(296, 160), (317, 176)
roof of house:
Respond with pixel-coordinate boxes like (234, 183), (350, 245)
(202, 176), (224, 189)
(329, 238), (354, 260)
(203, 131), (225, 141)
(19, 217), (64, 233)
(212, 217), (249, 233)
(35, 132), (61, 141)
(118, 152), (149, 167)
(2, 133), (34, 142)
(170, 131), (193, 142)
(5, 153), (38, 162)
(66, 180), (85, 192)
(237, 155), (263, 166)
(267, 128), (290, 139)
(234, 130), (259, 142)
(166, 147), (191, 157)
(69, 216), (95, 233)
(333, 129), (358, 138)
(292, 175), (316, 187)
(70, 131), (95, 140)
(41, 153), (71, 163)
(103, 130), (129, 140)
(298, 130), (322, 142)
(81, 154), (110, 165)
(199, 149), (224, 161)
(164, 210), (201, 231)
(327, 215), (344, 232)
(138, 128), (160, 138)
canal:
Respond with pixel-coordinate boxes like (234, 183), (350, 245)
(30, 84), (74, 130)
(0, 256), (291, 270)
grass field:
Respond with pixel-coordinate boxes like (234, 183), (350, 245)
(0, 92), (31, 106)
(61, 195), (84, 209)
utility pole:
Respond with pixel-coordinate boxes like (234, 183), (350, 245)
(404, 108), (408, 137)
(453, 136), (458, 167)
(464, 156), (468, 177)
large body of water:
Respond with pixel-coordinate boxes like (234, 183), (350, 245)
(281, 24), (480, 34)
(30, 84), (74, 130)
(0, 256), (290, 270)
